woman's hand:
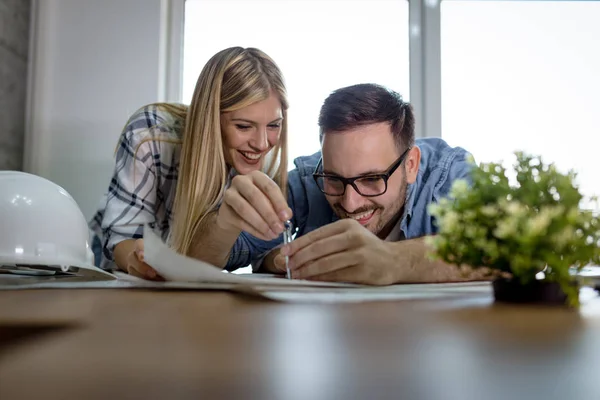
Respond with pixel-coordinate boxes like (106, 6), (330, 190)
(217, 171), (292, 241)
(118, 239), (163, 281)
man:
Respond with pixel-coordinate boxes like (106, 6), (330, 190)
(246, 83), (486, 284)
(176, 82), (484, 285)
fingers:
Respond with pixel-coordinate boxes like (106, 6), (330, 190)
(288, 232), (353, 271)
(127, 265), (145, 279)
(126, 250), (162, 281)
(237, 174), (289, 232)
(224, 173), (292, 238)
(273, 252), (288, 273)
(223, 188), (279, 240)
(134, 239), (144, 262)
(237, 217), (282, 242)
(299, 256), (390, 285)
(305, 267), (370, 285)
(133, 263), (163, 281)
(293, 251), (358, 279)
(250, 171), (292, 222)
(282, 219), (361, 257)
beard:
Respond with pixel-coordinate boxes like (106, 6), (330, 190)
(374, 181), (408, 238)
(332, 170), (409, 238)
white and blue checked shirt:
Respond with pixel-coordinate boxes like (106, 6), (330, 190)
(89, 105), (183, 270)
(90, 104), (290, 272)
(90, 105), (260, 271)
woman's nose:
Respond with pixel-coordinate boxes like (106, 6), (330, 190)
(251, 126), (269, 151)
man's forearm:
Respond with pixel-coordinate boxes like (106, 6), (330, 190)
(187, 212), (242, 268)
(391, 237), (492, 283)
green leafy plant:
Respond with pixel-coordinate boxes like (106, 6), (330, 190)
(427, 152), (600, 307)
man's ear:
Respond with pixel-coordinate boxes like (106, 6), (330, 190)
(405, 146), (421, 184)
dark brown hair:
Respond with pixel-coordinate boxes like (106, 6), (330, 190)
(318, 83), (415, 151)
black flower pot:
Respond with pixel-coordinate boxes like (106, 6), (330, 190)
(492, 277), (572, 305)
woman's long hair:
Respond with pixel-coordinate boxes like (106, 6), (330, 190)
(167, 47), (289, 255)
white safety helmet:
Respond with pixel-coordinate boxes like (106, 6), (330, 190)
(0, 171), (114, 279)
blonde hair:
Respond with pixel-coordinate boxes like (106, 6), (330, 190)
(151, 47), (289, 255)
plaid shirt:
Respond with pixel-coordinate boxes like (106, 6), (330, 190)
(89, 105), (183, 270)
(90, 105), (283, 272)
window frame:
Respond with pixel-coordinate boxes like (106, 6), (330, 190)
(166, 0), (437, 138)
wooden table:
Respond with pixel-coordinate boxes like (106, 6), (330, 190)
(0, 287), (599, 400)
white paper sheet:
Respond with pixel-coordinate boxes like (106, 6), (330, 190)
(141, 227), (506, 302)
(254, 288), (487, 303)
(143, 225), (359, 288)
(0, 272), (496, 303)
(0, 271), (236, 291)
(237, 282), (495, 303)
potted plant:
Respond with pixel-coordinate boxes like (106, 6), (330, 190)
(427, 151), (600, 307)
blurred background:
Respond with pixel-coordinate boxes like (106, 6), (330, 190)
(1, 0), (599, 220)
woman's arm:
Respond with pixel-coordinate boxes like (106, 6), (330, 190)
(186, 211), (242, 268)
(99, 114), (162, 272)
(186, 171), (292, 269)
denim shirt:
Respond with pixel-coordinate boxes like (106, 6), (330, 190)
(226, 137), (474, 270)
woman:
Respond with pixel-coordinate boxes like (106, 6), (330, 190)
(90, 47), (292, 279)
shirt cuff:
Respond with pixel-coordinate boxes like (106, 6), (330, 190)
(103, 227), (143, 262)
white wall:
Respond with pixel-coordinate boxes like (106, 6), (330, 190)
(25, 0), (182, 219)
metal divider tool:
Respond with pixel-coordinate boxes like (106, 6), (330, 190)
(283, 220), (293, 279)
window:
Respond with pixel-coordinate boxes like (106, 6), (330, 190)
(441, 1), (600, 204)
(182, 0), (599, 202)
(183, 0), (410, 171)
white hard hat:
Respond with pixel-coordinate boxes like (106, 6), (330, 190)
(0, 171), (114, 279)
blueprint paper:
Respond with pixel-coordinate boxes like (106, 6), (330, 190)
(143, 226), (359, 288)
(0, 271), (236, 291)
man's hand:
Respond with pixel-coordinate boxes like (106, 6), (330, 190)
(278, 219), (500, 284)
(217, 171), (292, 241)
(279, 219), (398, 285)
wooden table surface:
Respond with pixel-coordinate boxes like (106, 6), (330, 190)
(0, 287), (599, 400)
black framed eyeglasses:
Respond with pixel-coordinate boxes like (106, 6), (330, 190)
(312, 147), (412, 197)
